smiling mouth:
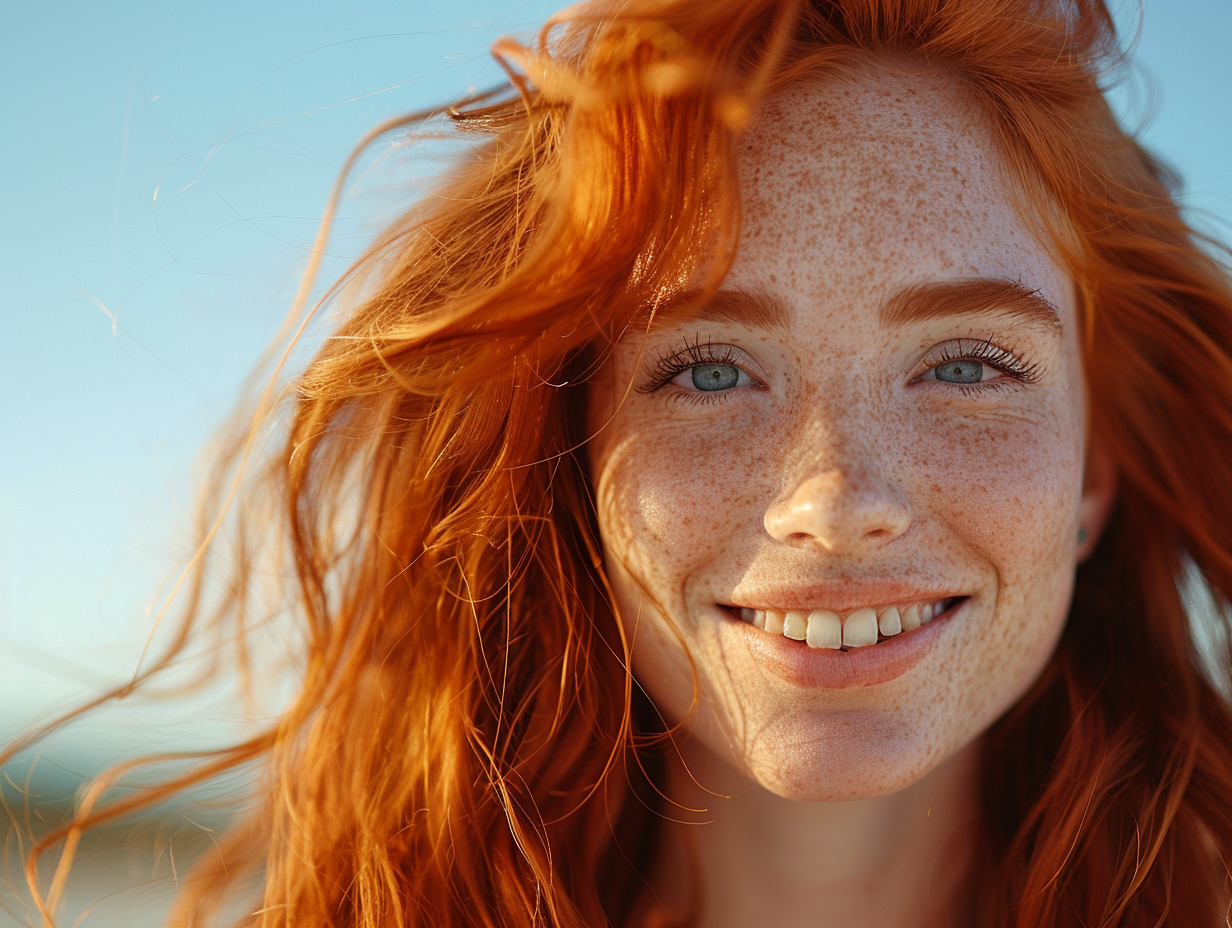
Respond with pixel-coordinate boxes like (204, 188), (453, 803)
(726, 597), (966, 651)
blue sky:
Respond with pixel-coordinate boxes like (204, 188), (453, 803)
(2, 1), (1231, 759)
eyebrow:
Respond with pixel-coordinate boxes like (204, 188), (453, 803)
(651, 287), (791, 331)
(648, 276), (1061, 333)
(881, 277), (1063, 331)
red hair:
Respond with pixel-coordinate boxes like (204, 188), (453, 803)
(10, 0), (1232, 925)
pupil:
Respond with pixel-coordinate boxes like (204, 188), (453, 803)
(937, 360), (983, 384)
(692, 364), (739, 391)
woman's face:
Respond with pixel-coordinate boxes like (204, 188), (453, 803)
(587, 64), (1113, 801)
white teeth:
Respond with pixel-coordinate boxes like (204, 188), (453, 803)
(878, 605), (902, 637)
(900, 603), (922, 631)
(805, 609), (842, 649)
(842, 608), (879, 648)
(783, 611), (808, 640)
(736, 597), (957, 646)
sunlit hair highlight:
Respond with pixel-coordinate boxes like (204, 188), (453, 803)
(9, 1), (1232, 926)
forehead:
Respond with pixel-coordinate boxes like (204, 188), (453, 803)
(734, 62), (1066, 311)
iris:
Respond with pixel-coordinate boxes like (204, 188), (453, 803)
(934, 359), (984, 384)
(691, 363), (741, 391)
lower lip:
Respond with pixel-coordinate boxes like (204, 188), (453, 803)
(727, 600), (964, 689)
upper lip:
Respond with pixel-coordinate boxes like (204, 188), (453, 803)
(725, 582), (965, 614)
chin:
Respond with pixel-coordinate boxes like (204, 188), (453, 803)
(689, 710), (968, 804)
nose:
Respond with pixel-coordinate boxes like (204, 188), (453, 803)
(763, 435), (911, 552)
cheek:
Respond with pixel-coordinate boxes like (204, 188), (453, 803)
(591, 412), (764, 597)
(921, 407), (1084, 557)
(924, 410), (1084, 714)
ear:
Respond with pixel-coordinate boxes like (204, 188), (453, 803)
(1077, 434), (1117, 562)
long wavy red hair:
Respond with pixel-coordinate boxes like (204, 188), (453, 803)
(10, 0), (1232, 925)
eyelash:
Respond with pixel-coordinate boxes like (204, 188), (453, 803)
(637, 336), (756, 399)
(638, 335), (1042, 400)
(916, 338), (1043, 395)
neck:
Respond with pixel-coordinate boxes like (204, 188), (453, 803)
(648, 741), (982, 928)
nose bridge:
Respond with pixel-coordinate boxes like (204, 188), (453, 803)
(789, 387), (890, 480)
(765, 395), (911, 551)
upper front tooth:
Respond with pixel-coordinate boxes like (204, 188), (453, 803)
(764, 611), (785, 635)
(900, 603), (922, 631)
(878, 605), (902, 637)
(920, 602), (935, 624)
(806, 609), (842, 649)
(843, 608), (879, 648)
(783, 611), (808, 640)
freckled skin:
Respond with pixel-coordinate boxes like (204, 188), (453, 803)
(587, 64), (1113, 805)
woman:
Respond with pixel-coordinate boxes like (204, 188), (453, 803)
(16, 0), (1232, 925)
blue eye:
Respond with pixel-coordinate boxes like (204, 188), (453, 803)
(689, 363), (742, 391)
(932, 359), (988, 384)
(669, 361), (753, 394)
(639, 338), (760, 398)
(915, 339), (1042, 392)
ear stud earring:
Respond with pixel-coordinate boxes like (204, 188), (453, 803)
(1078, 526), (1088, 545)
